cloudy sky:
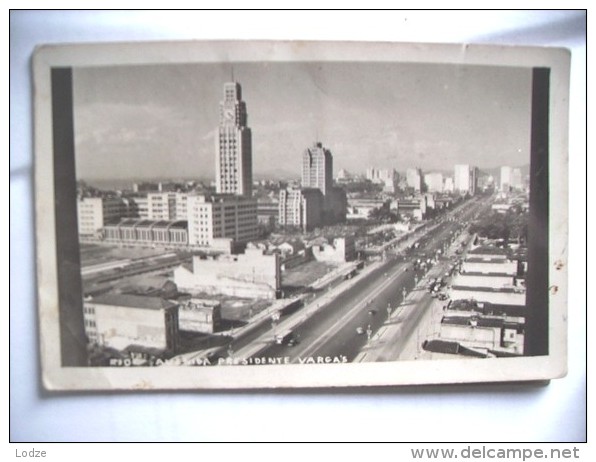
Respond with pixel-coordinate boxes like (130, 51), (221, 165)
(73, 61), (532, 182)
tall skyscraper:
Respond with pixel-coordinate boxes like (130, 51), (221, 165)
(302, 142), (333, 196)
(454, 164), (478, 195)
(511, 168), (523, 190)
(500, 166), (513, 191)
(215, 81), (252, 196)
(280, 141), (346, 230)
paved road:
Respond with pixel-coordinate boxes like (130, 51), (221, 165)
(255, 196), (491, 363)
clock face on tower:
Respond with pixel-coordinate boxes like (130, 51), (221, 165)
(224, 108), (235, 122)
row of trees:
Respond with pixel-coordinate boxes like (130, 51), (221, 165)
(469, 209), (528, 243)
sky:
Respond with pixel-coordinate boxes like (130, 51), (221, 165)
(73, 61), (532, 182)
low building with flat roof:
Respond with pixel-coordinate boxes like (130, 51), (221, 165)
(451, 273), (518, 290)
(394, 194), (437, 221)
(103, 218), (188, 247)
(438, 323), (523, 356)
(178, 298), (222, 333)
(461, 259), (518, 276)
(449, 285), (526, 306)
(446, 300), (525, 318)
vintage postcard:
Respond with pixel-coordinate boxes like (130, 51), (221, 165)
(33, 40), (570, 390)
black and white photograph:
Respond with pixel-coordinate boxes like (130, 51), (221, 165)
(33, 40), (570, 390)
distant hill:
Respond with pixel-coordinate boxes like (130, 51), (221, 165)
(395, 164), (530, 180)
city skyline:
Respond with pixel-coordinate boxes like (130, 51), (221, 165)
(73, 61), (532, 182)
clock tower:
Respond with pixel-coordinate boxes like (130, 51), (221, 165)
(215, 81), (252, 196)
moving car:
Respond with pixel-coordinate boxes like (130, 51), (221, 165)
(274, 330), (294, 345)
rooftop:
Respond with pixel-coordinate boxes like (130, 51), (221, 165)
(104, 219), (188, 230)
(451, 285), (524, 294)
(447, 302), (525, 318)
(458, 271), (516, 277)
(88, 293), (177, 311)
(468, 246), (509, 256)
(464, 257), (514, 263)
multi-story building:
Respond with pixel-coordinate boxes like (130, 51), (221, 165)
(406, 168), (423, 192)
(122, 192), (188, 221)
(502, 166), (523, 191)
(511, 168), (523, 191)
(278, 188), (324, 231)
(302, 142), (333, 196)
(125, 196), (149, 219)
(367, 167), (399, 193)
(454, 164), (478, 195)
(279, 141), (346, 229)
(144, 192), (189, 221)
(471, 166), (479, 195)
(146, 192), (177, 220)
(257, 199), (279, 228)
(444, 177), (454, 192)
(178, 298), (222, 334)
(174, 247), (281, 299)
(77, 196), (127, 238)
(175, 193), (189, 220)
(186, 194), (258, 250)
(424, 172), (444, 193)
(215, 81), (252, 197)
(500, 166), (512, 191)
(324, 186), (348, 223)
(83, 293), (179, 356)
